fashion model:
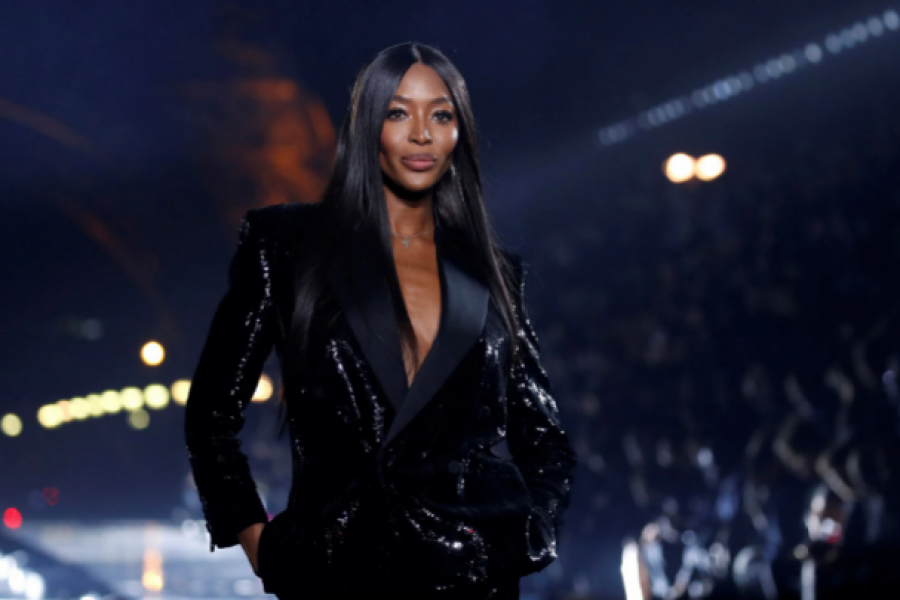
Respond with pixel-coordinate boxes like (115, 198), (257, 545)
(184, 41), (578, 599)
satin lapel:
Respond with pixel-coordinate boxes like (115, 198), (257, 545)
(324, 239), (409, 413)
(381, 229), (490, 450)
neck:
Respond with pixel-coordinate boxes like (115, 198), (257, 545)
(383, 180), (435, 236)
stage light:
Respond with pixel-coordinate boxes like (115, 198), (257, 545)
(696, 154), (727, 181)
(142, 548), (164, 591)
(101, 390), (122, 414)
(253, 374), (274, 402)
(56, 400), (73, 423)
(840, 28), (857, 48)
(141, 341), (165, 366)
(69, 397), (90, 420)
(3, 507), (22, 529)
(128, 409), (150, 430)
(86, 394), (104, 417)
(597, 7), (897, 146)
(621, 540), (645, 600)
(778, 53), (797, 73)
(8, 564), (25, 594)
(121, 387), (144, 411)
(886, 10), (900, 30)
(825, 34), (843, 53)
(42, 487), (60, 506)
(691, 89), (707, 108)
(144, 384), (169, 409)
(37, 405), (63, 429)
(868, 16), (885, 36)
(664, 153), (696, 183)
(766, 58), (784, 78)
(24, 572), (44, 600)
(1, 414), (22, 437)
(805, 43), (823, 63)
(0, 554), (11, 579)
(171, 379), (191, 405)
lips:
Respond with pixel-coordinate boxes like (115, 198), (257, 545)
(400, 154), (437, 171)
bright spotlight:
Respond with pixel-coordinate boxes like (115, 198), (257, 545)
(696, 154), (727, 181)
(252, 374), (274, 402)
(170, 380), (191, 405)
(141, 341), (165, 366)
(664, 153), (696, 183)
(1, 414), (22, 437)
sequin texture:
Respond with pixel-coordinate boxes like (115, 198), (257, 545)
(184, 203), (578, 595)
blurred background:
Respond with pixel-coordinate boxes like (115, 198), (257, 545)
(2, 1), (900, 598)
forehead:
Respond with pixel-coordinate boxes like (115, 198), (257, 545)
(394, 63), (451, 100)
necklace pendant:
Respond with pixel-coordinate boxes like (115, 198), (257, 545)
(401, 238), (411, 249)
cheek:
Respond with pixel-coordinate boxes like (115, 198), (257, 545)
(380, 125), (403, 160)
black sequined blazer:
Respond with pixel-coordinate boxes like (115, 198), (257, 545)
(184, 202), (577, 596)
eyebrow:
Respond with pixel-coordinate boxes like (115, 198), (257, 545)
(392, 94), (453, 106)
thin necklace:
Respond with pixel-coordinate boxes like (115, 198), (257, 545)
(391, 225), (435, 249)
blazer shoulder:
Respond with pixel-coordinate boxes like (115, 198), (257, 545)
(243, 202), (323, 241)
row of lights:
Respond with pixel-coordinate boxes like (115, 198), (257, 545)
(664, 153), (727, 183)
(599, 9), (900, 146)
(0, 374), (273, 437)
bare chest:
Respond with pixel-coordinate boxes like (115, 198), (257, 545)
(393, 245), (442, 386)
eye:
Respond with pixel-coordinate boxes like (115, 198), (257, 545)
(433, 110), (454, 124)
(386, 107), (407, 121)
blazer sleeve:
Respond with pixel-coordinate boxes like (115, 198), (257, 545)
(505, 256), (578, 575)
(184, 209), (275, 551)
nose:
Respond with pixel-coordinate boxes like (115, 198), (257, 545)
(409, 115), (432, 145)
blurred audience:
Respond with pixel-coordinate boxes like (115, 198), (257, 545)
(519, 101), (900, 599)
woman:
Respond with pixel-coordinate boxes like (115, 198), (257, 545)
(184, 42), (577, 599)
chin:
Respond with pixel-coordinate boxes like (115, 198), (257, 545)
(390, 174), (442, 196)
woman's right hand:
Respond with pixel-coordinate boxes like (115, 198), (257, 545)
(237, 522), (267, 576)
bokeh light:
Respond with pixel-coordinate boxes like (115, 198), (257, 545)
(664, 153), (696, 183)
(69, 397), (90, 420)
(1, 413), (22, 437)
(3, 507), (22, 529)
(37, 405), (63, 429)
(171, 379), (191, 405)
(142, 548), (164, 591)
(86, 393), (105, 416)
(695, 153), (727, 181)
(121, 386), (144, 411)
(141, 341), (165, 366)
(128, 409), (150, 430)
(42, 487), (60, 506)
(144, 384), (170, 409)
(101, 389), (123, 414)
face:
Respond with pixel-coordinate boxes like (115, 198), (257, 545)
(379, 62), (459, 197)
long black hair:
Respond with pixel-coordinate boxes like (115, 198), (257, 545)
(287, 41), (519, 391)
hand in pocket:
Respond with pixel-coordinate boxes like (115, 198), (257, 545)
(238, 522), (267, 576)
